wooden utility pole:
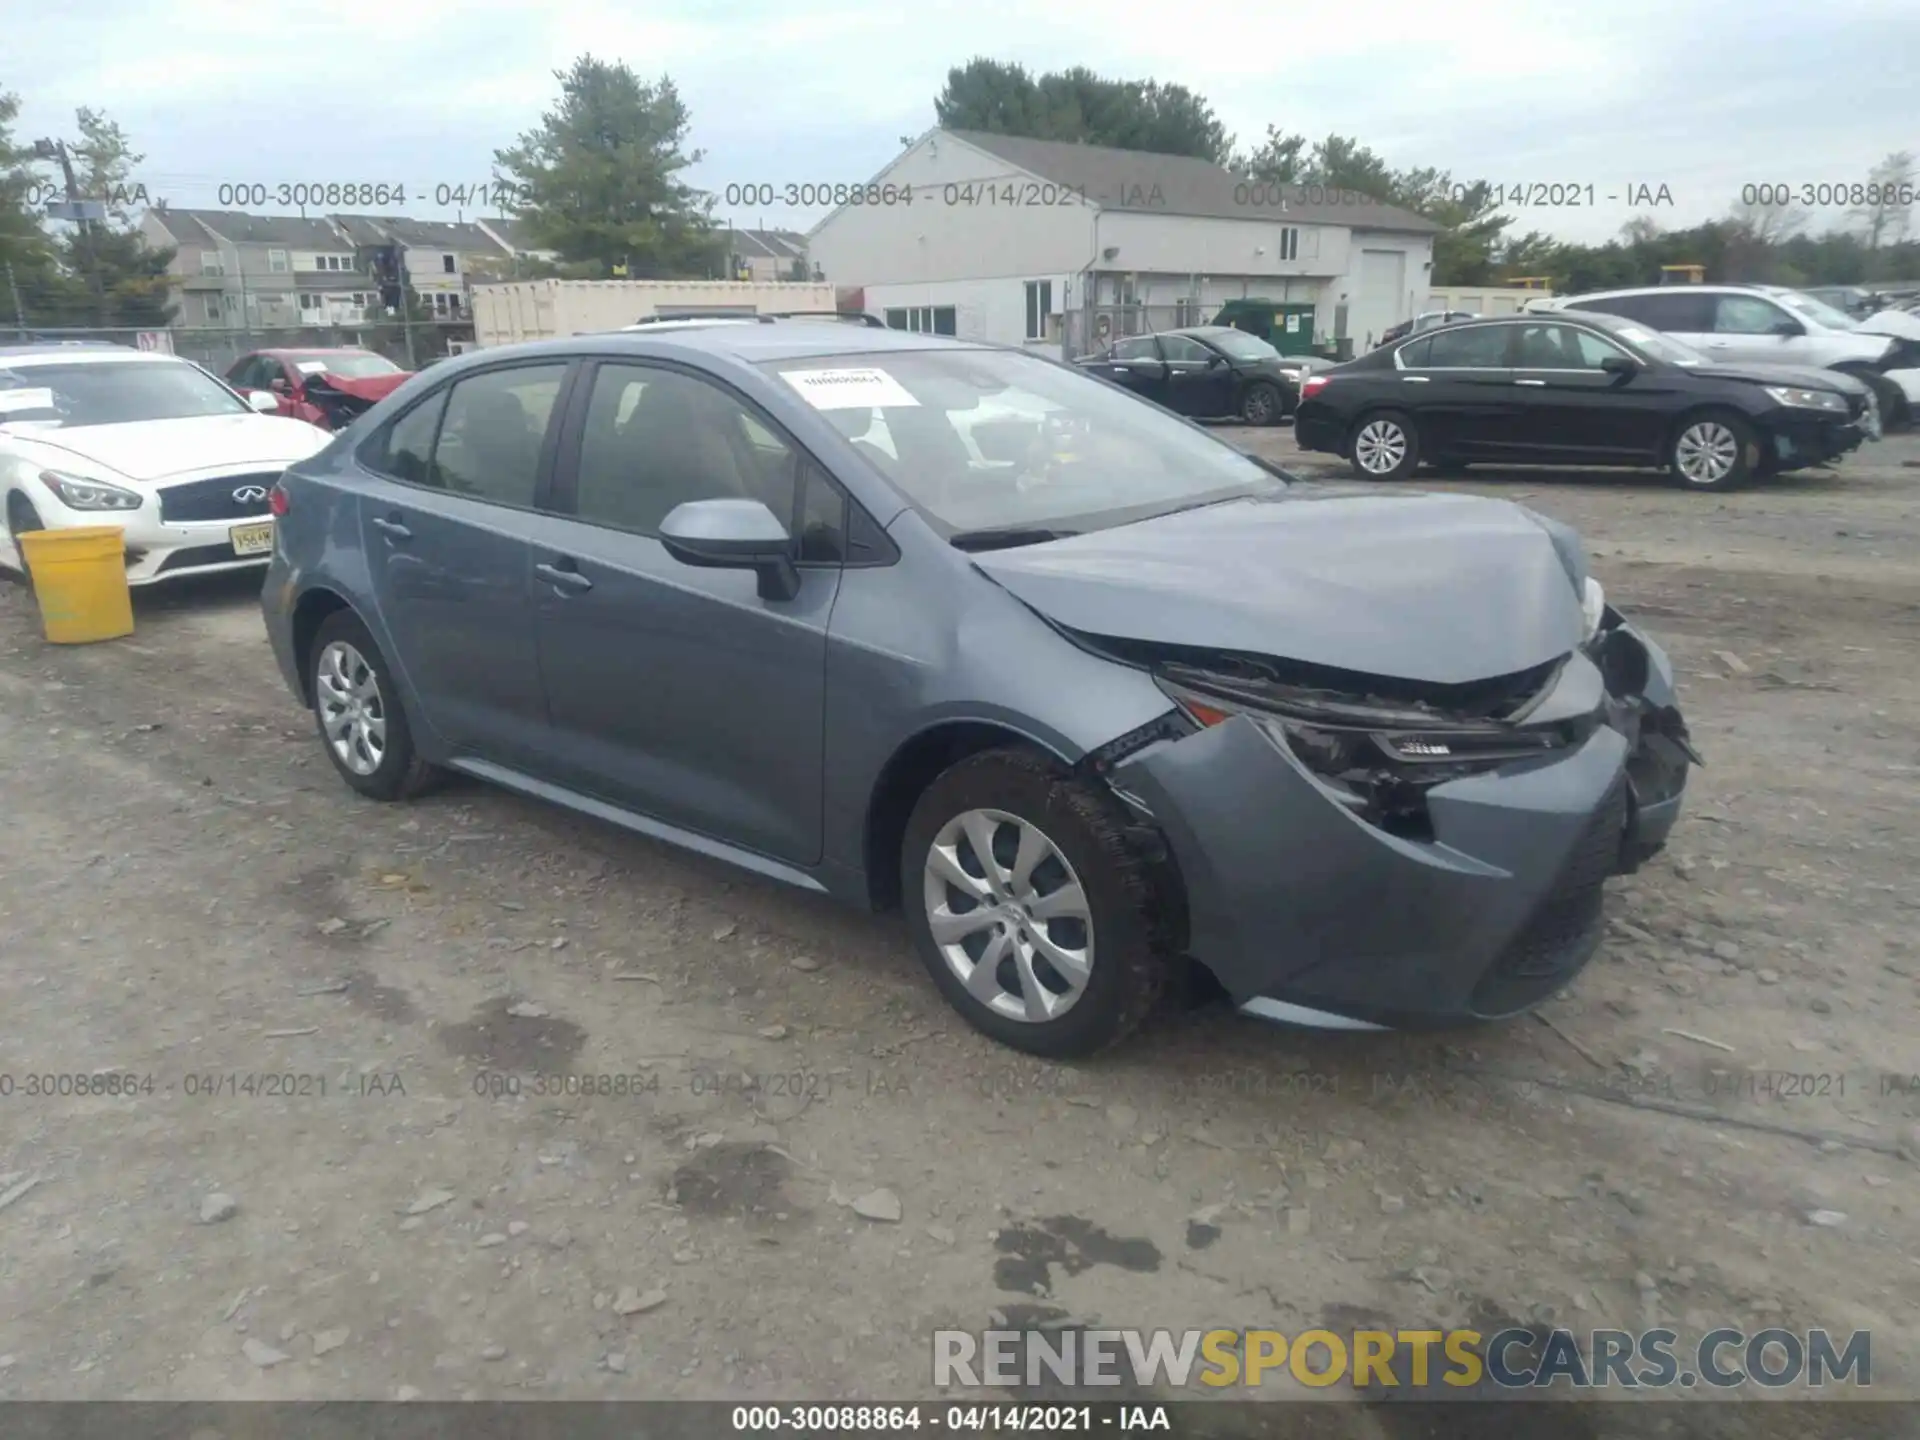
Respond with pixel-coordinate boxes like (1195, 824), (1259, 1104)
(35, 138), (107, 327)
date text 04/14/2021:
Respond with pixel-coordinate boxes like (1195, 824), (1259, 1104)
(727, 1404), (1171, 1431)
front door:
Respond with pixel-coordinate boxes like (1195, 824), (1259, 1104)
(355, 360), (570, 766)
(524, 360), (838, 867)
(1707, 292), (1809, 366)
(1086, 335), (1169, 406)
(1503, 322), (1669, 462)
(1158, 334), (1234, 416)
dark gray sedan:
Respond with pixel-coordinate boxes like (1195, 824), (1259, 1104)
(260, 320), (1696, 1056)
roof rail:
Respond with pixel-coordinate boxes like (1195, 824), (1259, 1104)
(630, 312), (774, 325)
(762, 310), (890, 328)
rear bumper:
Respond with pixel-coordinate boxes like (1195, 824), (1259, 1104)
(1293, 412), (1345, 454)
(1109, 621), (1692, 1031)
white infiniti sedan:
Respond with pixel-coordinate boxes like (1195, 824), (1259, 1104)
(1, 345), (334, 585)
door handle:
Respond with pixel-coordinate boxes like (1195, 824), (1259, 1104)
(1401, 375), (1429, 382)
(1515, 379), (1547, 386)
(536, 561), (593, 594)
(370, 515), (412, 541)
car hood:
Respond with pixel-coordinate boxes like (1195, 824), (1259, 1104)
(972, 491), (1586, 686)
(1682, 361), (1868, 394)
(308, 371), (411, 402)
(16, 413), (332, 482)
(1859, 308), (1920, 341)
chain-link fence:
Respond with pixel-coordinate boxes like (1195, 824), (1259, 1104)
(1062, 304), (1218, 362)
(2, 322), (475, 373)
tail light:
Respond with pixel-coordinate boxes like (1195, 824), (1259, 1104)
(268, 480), (290, 518)
(1301, 375), (1331, 401)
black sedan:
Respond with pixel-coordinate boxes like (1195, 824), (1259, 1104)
(1075, 326), (1324, 425)
(1293, 310), (1873, 491)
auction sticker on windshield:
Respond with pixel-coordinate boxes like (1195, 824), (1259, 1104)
(780, 367), (920, 410)
(0, 387), (58, 414)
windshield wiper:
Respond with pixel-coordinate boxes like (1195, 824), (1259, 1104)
(948, 526), (1079, 552)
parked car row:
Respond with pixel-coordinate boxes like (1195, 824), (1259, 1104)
(1294, 298), (1884, 491)
(3, 318), (1696, 1058)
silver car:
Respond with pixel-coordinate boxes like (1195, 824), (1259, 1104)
(261, 321), (1695, 1057)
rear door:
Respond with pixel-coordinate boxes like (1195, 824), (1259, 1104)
(1395, 322), (1518, 457)
(1087, 335), (1170, 405)
(1158, 334), (1233, 416)
(1610, 290), (1716, 353)
(355, 360), (570, 767)
(1504, 321), (1670, 461)
(519, 360), (841, 866)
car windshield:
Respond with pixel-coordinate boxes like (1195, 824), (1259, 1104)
(1774, 291), (1858, 330)
(1206, 330), (1279, 361)
(1607, 323), (1707, 367)
(0, 359), (249, 428)
(290, 352), (402, 378)
(763, 348), (1282, 540)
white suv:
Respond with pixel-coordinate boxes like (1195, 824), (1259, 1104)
(1546, 284), (1920, 431)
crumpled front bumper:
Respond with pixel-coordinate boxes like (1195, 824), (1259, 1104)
(1108, 620), (1691, 1030)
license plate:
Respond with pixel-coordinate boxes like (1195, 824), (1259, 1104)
(230, 520), (274, 556)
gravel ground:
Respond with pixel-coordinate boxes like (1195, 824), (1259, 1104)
(1, 428), (1916, 1407)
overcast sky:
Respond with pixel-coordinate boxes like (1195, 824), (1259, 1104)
(7, 0), (1917, 247)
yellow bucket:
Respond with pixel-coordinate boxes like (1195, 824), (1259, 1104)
(18, 525), (135, 644)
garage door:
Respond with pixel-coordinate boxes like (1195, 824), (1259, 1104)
(1353, 250), (1409, 350)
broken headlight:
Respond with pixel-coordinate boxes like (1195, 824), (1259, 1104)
(1156, 676), (1572, 840)
(1581, 576), (1605, 641)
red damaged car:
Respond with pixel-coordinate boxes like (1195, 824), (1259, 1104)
(224, 348), (411, 430)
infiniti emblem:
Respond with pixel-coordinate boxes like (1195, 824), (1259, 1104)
(232, 485), (269, 503)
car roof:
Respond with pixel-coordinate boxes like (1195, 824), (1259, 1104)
(439, 323), (1000, 370)
(0, 346), (178, 367)
(259, 346), (380, 357)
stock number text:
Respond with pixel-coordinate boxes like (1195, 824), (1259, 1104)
(1744, 182), (1915, 208)
(725, 182), (914, 208)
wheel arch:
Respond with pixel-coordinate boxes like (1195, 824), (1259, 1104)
(862, 719), (1075, 912)
(289, 586), (356, 706)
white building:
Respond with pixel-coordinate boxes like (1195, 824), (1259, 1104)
(807, 129), (1442, 357)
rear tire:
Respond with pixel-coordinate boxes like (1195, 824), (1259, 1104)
(1667, 409), (1756, 491)
(309, 611), (441, 802)
(901, 747), (1169, 1058)
(1349, 411), (1421, 480)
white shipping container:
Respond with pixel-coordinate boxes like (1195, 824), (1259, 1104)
(469, 279), (842, 347)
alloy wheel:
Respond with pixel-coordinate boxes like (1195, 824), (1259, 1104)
(921, 808), (1094, 1024)
(1674, 421), (1738, 485)
(316, 640), (387, 776)
(1243, 387), (1275, 424)
(1354, 419), (1408, 475)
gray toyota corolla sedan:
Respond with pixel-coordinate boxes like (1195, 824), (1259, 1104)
(261, 317), (1698, 1057)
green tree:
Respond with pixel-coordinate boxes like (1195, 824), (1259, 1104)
(46, 105), (175, 325)
(0, 87), (63, 329)
(493, 56), (722, 278)
(934, 59), (1234, 163)
(1236, 126), (1308, 184)
(1851, 149), (1915, 254)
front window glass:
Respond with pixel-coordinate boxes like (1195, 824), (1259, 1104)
(1714, 294), (1790, 334)
(1773, 290), (1857, 330)
(1610, 323), (1704, 366)
(1207, 330), (1279, 360)
(761, 349), (1281, 541)
(1158, 335), (1214, 363)
(0, 359), (248, 428)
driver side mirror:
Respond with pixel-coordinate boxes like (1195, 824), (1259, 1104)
(1770, 318), (1803, 337)
(270, 377), (289, 392)
(245, 389), (280, 413)
(658, 497), (799, 602)
(1599, 354), (1639, 377)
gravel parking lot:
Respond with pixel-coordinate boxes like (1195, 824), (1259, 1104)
(2, 430), (1917, 1410)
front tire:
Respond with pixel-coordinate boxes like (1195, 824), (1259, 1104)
(1668, 410), (1756, 491)
(6, 493), (45, 586)
(1349, 411), (1421, 480)
(1240, 382), (1283, 426)
(901, 747), (1169, 1058)
(309, 611), (440, 801)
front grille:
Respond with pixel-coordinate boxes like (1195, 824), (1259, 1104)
(1469, 774), (1627, 1017)
(157, 472), (281, 524)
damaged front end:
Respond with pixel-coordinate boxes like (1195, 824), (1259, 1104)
(1073, 616), (1699, 1028)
